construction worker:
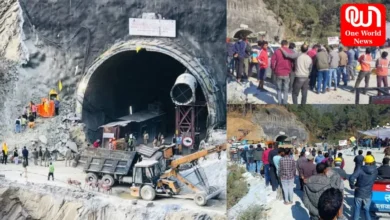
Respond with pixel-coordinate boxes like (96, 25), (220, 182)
(48, 162), (55, 181)
(43, 148), (51, 167)
(22, 146), (29, 166)
(32, 148), (38, 165)
(15, 116), (21, 133)
(112, 138), (117, 150)
(157, 133), (162, 146)
(176, 135), (183, 155)
(54, 99), (60, 116)
(153, 136), (158, 147)
(143, 131), (149, 145)
(2, 143), (8, 165)
(28, 113), (35, 129)
(93, 139), (100, 148)
(128, 134), (135, 151)
(38, 146), (43, 166)
(108, 139), (113, 150)
(13, 147), (19, 165)
(21, 116), (27, 131)
(161, 135), (165, 146)
(65, 146), (72, 167)
(30, 102), (37, 119)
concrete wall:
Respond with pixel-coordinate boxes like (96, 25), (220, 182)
(227, 0), (285, 41)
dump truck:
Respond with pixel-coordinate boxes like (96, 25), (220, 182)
(77, 144), (175, 186)
(78, 143), (225, 206)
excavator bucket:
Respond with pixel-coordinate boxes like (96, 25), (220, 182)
(182, 165), (221, 203)
(37, 98), (55, 118)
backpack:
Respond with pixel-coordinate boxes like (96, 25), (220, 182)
(245, 43), (252, 58)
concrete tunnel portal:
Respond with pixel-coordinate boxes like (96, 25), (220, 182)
(76, 40), (220, 143)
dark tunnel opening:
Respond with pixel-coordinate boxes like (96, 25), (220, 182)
(82, 50), (208, 145)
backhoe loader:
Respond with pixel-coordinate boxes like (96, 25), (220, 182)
(130, 144), (226, 206)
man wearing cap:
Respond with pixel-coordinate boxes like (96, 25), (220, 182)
(353, 150), (364, 173)
(333, 158), (348, 181)
(349, 155), (378, 220)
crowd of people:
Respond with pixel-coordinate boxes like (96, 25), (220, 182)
(228, 35), (389, 104)
(14, 100), (60, 133)
(1, 141), (73, 181)
(238, 142), (389, 220)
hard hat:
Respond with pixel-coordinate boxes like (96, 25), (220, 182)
(334, 157), (343, 163)
(364, 155), (375, 164)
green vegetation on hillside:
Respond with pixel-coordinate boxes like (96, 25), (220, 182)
(227, 164), (248, 209)
(286, 105), (390, 142)
(263, 0), (389, 42)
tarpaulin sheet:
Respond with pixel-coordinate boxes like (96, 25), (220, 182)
(358, 128), (390, 139)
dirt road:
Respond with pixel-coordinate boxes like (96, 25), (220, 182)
(0, 160), (226, 214)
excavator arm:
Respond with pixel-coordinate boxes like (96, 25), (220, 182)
(169, 144), (226, 169)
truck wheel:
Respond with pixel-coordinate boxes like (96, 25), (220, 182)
(140, 185), (156, 201)
(194, 193), (207, 206)
(86, 173), (98, 183)
(102, 174), (115, 187)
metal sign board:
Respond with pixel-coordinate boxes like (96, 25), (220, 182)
(183, 137), (193, 147)
(103, 133), (115, 139)
(339, 140), (348, 146)
(327, 36), (340, 45)
(129, 18), (176, 37)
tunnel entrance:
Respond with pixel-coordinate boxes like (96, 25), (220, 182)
(233, 29), (253, 39)
(275, 135), (288, 143)
(80, 49), (208, 145)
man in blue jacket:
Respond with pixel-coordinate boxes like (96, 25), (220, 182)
(233, 35), (250, 82)
(349, 155), (378, 220)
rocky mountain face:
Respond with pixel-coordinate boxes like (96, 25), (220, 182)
(0, 0), (226, 149)
(227, 0), (284, 41)
(252, 106), (309, 142)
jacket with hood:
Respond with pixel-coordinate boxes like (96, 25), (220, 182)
(353, 155), (364, 172)
(303, 172), (342, 218)
(315, 50), (330, 71)
(253, 148), (264, 161)
(303, 174), (332, 218)
(349, 165), (378, 199)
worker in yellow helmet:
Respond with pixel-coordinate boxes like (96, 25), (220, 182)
(2, 143), (8, 164)
(349, 154), (378, 220)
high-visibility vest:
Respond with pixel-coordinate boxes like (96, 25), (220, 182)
(376, 58), (389, 76)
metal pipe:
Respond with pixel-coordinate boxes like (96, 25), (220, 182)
(170, 73), (197, 105)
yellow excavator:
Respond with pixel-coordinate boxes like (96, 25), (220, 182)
(130, 144), (226, 206)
